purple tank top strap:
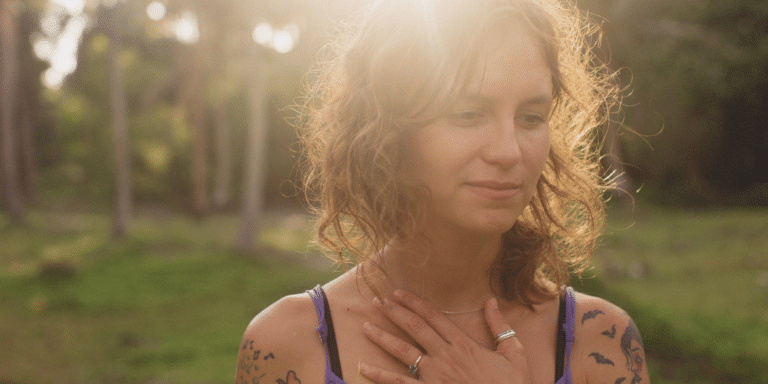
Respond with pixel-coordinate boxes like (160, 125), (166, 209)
(555, 286), (576, 384)
(306, 285), (347, 384)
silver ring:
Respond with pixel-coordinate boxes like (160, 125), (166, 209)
(409, 354), (423, 376)
(495, 329), (517, 344)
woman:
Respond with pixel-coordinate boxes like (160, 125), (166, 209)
(237, 0), (649, 383)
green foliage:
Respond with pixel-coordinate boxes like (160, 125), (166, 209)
(582, 0), (768, 205)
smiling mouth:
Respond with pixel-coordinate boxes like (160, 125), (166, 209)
(466, 181), (521, 190)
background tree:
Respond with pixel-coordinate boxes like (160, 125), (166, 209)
(0, 0), (25, 221)
(4, 0), (766, 225)
(236, 46), (268, 252)
(105, 3), (132, 238)
(583, 0), (768, 206)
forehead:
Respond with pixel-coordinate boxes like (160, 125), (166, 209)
(462, 24), (553, 100)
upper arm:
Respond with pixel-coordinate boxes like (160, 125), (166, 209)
(572, 293), (651, 384)
(235, 294), (325, 384)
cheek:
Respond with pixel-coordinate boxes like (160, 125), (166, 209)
(400, 129), (447, 183)
(521, 129), (551, 172)
(404, 126), (469, 174)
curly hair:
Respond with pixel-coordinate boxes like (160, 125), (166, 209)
(298, 0), (620, 307)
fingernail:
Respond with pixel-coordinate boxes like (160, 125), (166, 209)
(363, 322), (374, 332)
(491, 298), (499, 310)
(393, 290), (406, 299)
(359, 362), (372, 375)
(373, 296), (383, 307)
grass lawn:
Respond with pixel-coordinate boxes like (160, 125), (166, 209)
(0, 209), (341, 383)
(1, 205), (766, 383)
(583, 206), (768, 384)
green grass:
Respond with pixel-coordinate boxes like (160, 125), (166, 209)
(0, 208), (340, 383)
(1, 205), (767, 383)
(578, 206), (768, 384)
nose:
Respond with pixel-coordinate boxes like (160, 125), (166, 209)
(481, 117), (521, 167)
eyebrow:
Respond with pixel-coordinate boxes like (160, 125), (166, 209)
(458, 93), (554, 107)
(521, 95), (554, 107)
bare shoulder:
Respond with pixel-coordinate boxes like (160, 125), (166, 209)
(236, 293), (325, 384)
(570, 291), (651, 384)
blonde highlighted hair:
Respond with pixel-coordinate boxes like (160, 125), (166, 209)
(299, 0), (620, 307)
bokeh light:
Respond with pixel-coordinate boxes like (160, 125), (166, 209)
(52, 0), (85, 16)
(252, 22), (273, 46)
(42, 68), (66, 90)
(32, 35), (54, 61)
(173, 10), (200, 45)
(271, 30), (294, 54)
(146, 2), (166, 21)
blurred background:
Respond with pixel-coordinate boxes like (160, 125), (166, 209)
(0, 0), (766, 383)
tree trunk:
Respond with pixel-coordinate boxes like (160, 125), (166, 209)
(212, 104), (232, 209)
(236, 49), (268, 252)
(107, 5), (132, 238)
(19, 88), (36, 201)
(0, 0), (24, 220)
(188, 59), (208, 216)
(188, 8), (209, 217)
(19, 9), (39, 202)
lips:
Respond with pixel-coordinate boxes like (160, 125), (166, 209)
(464, 180), (521, 200)
(466, 180), (521, 190)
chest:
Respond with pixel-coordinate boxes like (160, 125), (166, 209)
(328, 305), (560, 384)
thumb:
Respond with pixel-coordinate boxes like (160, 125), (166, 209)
(484, 298), (525, 358)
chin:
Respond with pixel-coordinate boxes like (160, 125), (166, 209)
(464, 217), (518, 236)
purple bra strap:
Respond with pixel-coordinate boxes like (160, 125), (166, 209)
(307, 285), (347, 384)
(555, 286), (576, 384)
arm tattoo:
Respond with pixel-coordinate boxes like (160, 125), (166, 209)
(620, 319), (646, 384)
(239, 353), (256, 375)
(582, 309), (605, 324)
(602, 324), (617, 338)
(615, 378), (627, 384)
(237, 373), (266, 384)
(277, 370), (301, 384)
(238, 339), (279, 384)
(588, 352), (615, 366)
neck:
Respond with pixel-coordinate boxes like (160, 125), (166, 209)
(374, 227), (503, 314)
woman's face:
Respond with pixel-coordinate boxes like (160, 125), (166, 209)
(401, 25), (552, 236)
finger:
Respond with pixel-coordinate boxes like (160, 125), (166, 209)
(360, 363), (420, 384)
(484, 298), (525, 357)
(374, 295), (448, 352)
(362, 321), (424, 367)
(391, 290), (467, 343)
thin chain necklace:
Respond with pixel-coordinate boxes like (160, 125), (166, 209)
(440, 305), (486, 315)
(371, 249), (493, 316)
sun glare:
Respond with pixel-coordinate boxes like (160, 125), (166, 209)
(38, 1), (89, 90)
